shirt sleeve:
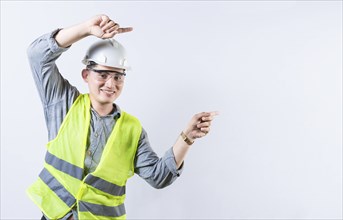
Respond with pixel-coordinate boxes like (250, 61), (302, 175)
(27, 29), (80, 140)
(134, 128), (184, 189)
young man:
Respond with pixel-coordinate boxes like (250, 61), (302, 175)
(27, 14), (218, 220)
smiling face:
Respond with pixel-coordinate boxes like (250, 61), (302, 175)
(82, 64), (125, 113)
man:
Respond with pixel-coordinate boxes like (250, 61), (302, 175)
(27, 14), (218, 220)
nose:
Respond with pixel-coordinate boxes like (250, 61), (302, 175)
(104, 76), (116, 88)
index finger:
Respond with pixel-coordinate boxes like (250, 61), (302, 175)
(117, 27), (133, 34)
(209, 111), (219, 116)
(200, 111), (219, 121)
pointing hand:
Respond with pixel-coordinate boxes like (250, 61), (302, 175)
(88, 14), (133, 39)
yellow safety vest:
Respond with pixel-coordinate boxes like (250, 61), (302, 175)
(27, 94), (142, 219)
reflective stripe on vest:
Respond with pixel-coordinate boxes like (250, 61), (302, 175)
(45, 151), (84, 179)
(79, 201), (126, 217)
(39, 168), (76, 207)
(84, 174), (125, 196)
(27, 94), (142, 219)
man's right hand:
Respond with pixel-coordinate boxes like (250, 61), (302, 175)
(88, 14), (133, 39)
(55, 14), (133, 48)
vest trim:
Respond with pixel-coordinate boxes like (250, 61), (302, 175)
(39, 168), (76, 207)
(45, 151), (84, 179)
(78, 201), (126, 217)
(84, 174), (126, 196)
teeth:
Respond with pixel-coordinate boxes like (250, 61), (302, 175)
(101, 90), (114, 94)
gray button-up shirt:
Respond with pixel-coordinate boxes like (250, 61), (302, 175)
(27, 29), (183, 219)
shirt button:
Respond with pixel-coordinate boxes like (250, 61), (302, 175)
(95, 133), (99, 137)
(87, 150), (92, 156)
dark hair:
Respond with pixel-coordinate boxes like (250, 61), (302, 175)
(86, 61), (97, 69)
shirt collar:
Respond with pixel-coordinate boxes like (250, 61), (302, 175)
(90, 103), (121, 119)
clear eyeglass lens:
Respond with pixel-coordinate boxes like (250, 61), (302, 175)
(96, 72), (124, 83)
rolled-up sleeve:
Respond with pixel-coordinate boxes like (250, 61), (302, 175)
(134, 128), (184, 189)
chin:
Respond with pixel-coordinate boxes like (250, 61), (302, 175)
(100, 97), (117, 104)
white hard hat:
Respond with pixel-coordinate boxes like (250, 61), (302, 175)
(82, 38), (130, 70)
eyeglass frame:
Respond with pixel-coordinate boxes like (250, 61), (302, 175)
(87, 67), (126, 83)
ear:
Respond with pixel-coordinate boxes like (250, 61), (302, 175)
(82, 69), (89, 82)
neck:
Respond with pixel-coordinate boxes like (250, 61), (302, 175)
(91, 101), (114, 117)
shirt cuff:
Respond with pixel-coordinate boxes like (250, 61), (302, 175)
(47, 28), (71, 53)
(164, 147), (184, 177)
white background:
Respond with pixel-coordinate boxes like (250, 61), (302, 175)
(1, 1), (342, 219)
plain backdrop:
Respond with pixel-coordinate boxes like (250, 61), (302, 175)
(1, 1), (342, 219)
